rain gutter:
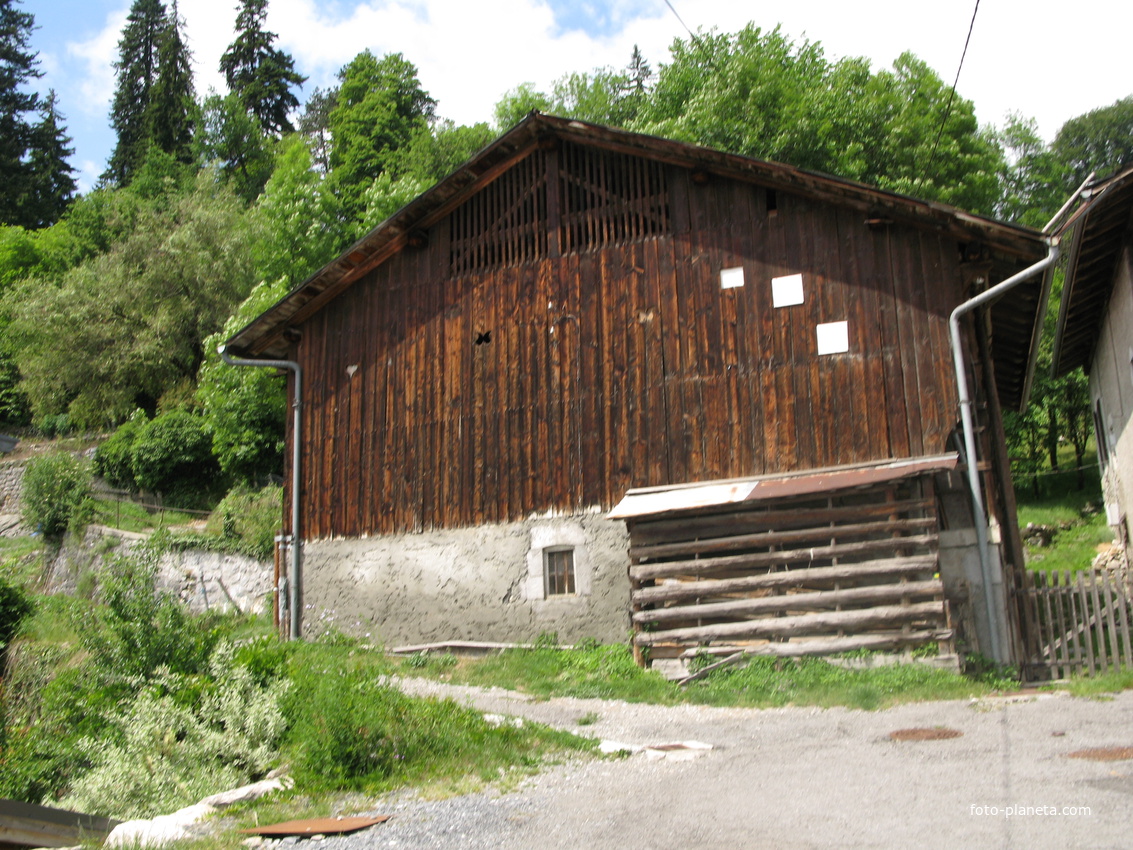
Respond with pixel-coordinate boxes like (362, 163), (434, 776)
(218, 346), (303, 640)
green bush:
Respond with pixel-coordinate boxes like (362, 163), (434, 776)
(21, 454), (93, 538)
(204, 484), (282, 560)
(129, 410), (219, 503)
(58, 643), (289, 819)
(92, 410), (147, 489)
(36, 413), (72, 438)
(0, 575), (33, 650)
(81, 549), (217, 679)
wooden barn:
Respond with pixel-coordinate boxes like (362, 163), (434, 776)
(222, 113), (1054, 666)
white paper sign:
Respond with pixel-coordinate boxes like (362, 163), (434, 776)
(816, 321), (849, 355)
(772, 273), (804, 307)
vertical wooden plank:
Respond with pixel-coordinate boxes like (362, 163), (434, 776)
(1110, 569), (1133, 667)
(1051, 571), (1072, 677)
(1098, 570), (1121, 672)
(1087, 570), (1109, 672)
(1074, 571), (1095, 675)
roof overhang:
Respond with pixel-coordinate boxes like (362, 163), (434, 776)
(1052, 165), (1133, 377)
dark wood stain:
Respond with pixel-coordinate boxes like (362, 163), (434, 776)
(290, 144), (986, 539)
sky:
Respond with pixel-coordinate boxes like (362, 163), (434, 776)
(20, 0), (1133, 194)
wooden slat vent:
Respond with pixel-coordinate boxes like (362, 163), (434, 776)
(559, 141), (669, 254)
(627, 475), (952, 664)
(450, 151), (549, 276)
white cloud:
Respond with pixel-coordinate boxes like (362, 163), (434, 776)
(68, 6), (129, 119)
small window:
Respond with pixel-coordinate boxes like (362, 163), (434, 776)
(544, 548), (576, 596)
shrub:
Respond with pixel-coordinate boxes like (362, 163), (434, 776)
(81, 548), (217, 679)
(204, 484), (283, 560)
(21, 454), (93, 538)
(0, 576), (33, 650)
(92, 410), (147, 489)
(129, 410), (219, 503)
(36, 413), (71, 438)
(58, 643), (289, 819)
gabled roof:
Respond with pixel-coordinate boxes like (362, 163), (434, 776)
(1052, 164), (1133, 377)
(224, 112), (1049, 405)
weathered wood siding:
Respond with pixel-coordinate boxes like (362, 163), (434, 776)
(293, 143), (965, 539)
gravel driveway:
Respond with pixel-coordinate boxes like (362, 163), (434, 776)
(275, 679), (1133, 850)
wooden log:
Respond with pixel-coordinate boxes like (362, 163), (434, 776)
(676, 651), (746, 687)
(630, 534), (939, 582)
(627, 496), (935, 546)
(632, 579), (944, 625)
(634, 601), (946, 646)
(676, 629), (954, 659)
(630, 517), (937, 561)
(632, 555), (938, 606)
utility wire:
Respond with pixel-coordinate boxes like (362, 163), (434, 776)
(920, 0), (981, 186)
(661, 0), (719, 73)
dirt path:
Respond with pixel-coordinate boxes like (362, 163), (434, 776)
(284, 679), (1133, 849)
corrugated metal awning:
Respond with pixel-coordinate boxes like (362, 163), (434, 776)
(607, 454), (959, 520)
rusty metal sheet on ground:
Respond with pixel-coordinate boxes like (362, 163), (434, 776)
(241, 816), (390, 836)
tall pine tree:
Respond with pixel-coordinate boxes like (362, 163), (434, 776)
(107, 0), (165, 186)
(220, 0), (305, 136)
(106, 0), (195, 186)
(23, 90), (77, 227)
(0, 0), (41, 226)
(148, 0), (195, 165)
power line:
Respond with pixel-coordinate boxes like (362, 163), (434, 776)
(921, 0), (981, 186)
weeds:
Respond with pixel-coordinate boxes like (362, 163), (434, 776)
(402, 642), (1021, 711)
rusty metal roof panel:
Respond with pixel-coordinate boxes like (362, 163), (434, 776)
(240, 816), (390, 837)
(608, 454), (959, 520)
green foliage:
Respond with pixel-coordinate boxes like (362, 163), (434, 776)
(197, 278), (290, 482)
(282, 656), (587, 793)
(631, 26), (1004, 213)
(93, 409), (148, 489)
(81, 548), (218, 679)
(220, 0), (306, 137)
(0, 0), (47, 228)
(1052, 95), (1133, 191)
(249, 135), (345, 285)
(5, 170), (256, 428)
(390, 120), (495, 186)
(203, 484), (282, 560)
(0, 573), (33, 649)
(493, 83), (551, 129)
(194, 92), (277, 203)
(20, 453), (92, 538)
(413, 642), (1016, 710)
(328, 50), (436, 219)
(128, 409), (219, 500)
(355, 172), (426, 235)
(59, 643), (289, 819)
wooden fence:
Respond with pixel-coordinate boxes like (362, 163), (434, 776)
(1015, 569), (1133, 681)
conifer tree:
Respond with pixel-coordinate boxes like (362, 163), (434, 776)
(23, 90), (77, 227)
(106, 0), (166, 185)
(220, 0), (305, 136)
(148, 0), (195, 166)
(0, 0), (41, 226)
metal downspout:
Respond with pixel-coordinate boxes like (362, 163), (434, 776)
(948, 241), (1059, 663)
(218, 345), (303, 640)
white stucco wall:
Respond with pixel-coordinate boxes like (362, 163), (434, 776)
(299, 511), (631, 647)
(1089, 242), (1133, 551)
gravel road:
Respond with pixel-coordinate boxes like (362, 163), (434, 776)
(273, 679), (1133, 850)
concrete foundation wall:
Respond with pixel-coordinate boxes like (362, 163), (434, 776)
(300, 512), (631, 646)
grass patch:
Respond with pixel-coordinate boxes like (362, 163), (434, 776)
(1047, 668), (1133, 698)
(90, 497), (198, 533)
(395, 643), (1018, 711)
